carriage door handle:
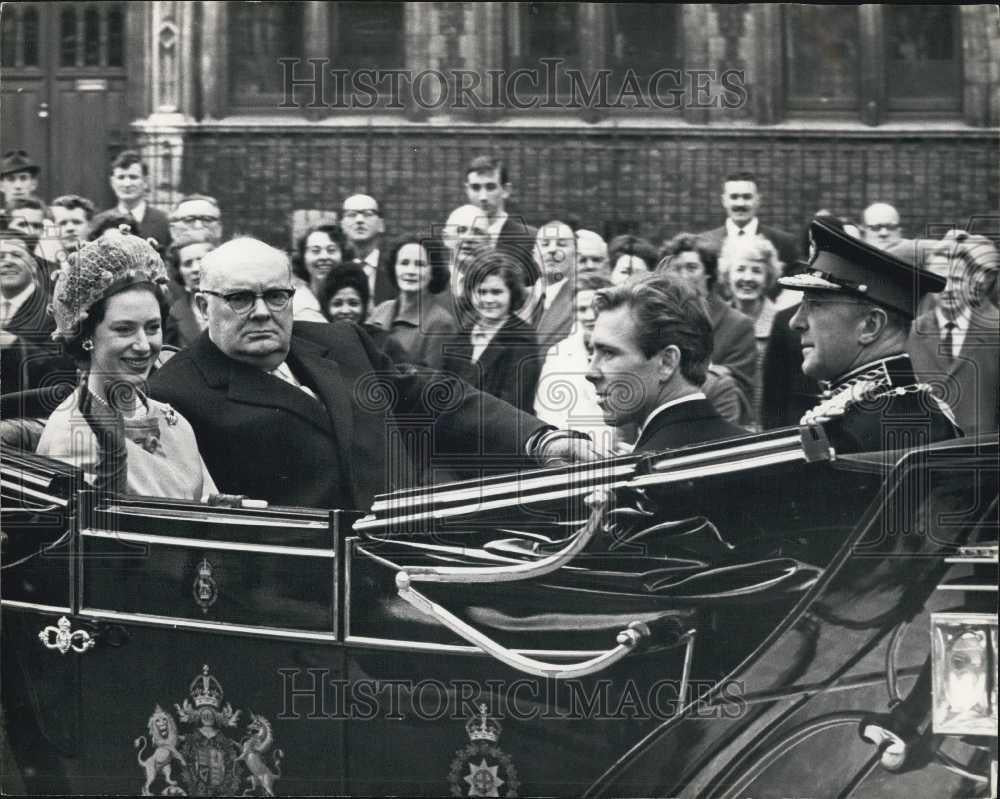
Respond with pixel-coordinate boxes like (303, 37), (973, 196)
(38, 616), (95, 654)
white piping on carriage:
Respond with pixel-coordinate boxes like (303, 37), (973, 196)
(81, 528), (336, 558)
(0, 465), (57, 488)
(356, 440), (805, 530)
(100, 505), (328, 528)
(1, 600), (73, 614)
(75, 608), (337, 641)
(0, 479), (69, 506)
(366, 433), (802, 515)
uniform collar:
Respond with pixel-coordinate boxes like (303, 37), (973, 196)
(825, 353), (914, 395)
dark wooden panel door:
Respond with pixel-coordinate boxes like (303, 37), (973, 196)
(1, 2), (51, 197)
(1, 1), (129, 207)
(50, 1), (128, 207)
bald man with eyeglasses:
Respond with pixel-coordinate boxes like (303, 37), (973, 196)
(149, 237), (597, 511)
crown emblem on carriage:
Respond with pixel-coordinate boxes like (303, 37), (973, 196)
(465, 704), (502, 743)
(189, 664), (224, 709)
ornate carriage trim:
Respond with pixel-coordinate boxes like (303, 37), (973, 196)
(448, 704), (519, 798)
(132, 664), (283, 796)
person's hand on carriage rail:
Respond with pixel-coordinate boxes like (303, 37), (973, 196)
(526, 428), (602, 468)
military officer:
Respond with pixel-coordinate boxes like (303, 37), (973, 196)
(780, 217), (960, 454)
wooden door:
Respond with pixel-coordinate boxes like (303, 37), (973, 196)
(1, 1), (130, 207)
(1, 2), (51, 196)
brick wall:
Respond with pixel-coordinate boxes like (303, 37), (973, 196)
(178, 126), (999, 251)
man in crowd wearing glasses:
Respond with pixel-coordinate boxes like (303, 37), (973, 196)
(169, 194), (223, 245)
(342, 193), (395, 307)
(861, 202), (903, 251)
(149, 237), (595, 510)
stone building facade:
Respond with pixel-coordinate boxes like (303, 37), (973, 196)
(3, 3), (997, 245)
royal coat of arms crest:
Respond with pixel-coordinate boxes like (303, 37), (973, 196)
(447, 704), (520, 798)
(132, 664), (284, 796)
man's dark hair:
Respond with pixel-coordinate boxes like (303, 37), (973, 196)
(466, 155), (509, 186)
(293, 223), (354, 282)
(724, 170), (757, 185)
(51, 194), (96, 220)
(317, 264), (371, 325)
(608, 234), (659, 271)
(110, 150), (148, 176)
(385, 235), (450, 295)
(594, 273), (713, 386)
(658, 232), (720, 292)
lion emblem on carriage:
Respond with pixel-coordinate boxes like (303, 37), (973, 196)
(132, 665), (284, 796)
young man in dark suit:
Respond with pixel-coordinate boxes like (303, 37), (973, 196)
(464, 155), (536, 276)
(699, 171), (799, 275)
(907, 231), (999, 436)
(585, 273), (746, 453)
(149, 237), (596, 511)
(91, 150), (171, 251)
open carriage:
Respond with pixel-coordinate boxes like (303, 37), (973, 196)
(2, 408), (997, 797)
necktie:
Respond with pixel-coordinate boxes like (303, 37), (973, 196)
(270, 363), (319, 400)
(0, 299), (11, 328)
(942, 321), (956, 360)
(738, 228), (746, 236)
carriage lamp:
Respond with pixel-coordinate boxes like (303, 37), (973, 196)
(931, 612), (998, 736)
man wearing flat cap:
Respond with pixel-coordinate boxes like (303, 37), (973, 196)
(1, 150), (42, 208)
(780, 217), (961, 454)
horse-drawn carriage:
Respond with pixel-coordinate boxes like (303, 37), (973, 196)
(2, 411), (997, 797)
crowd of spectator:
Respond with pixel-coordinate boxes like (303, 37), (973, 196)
(3, 147), (998, 461)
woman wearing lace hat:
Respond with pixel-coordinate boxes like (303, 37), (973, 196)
(36, 227), (217, 500)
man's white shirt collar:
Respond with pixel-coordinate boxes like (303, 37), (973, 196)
(935, 305), (972, 356)
(726, 217), (758, 238)
(0, 282), (36, 327)
(118, 200), (146, 223)
(637, 392), (707, 440)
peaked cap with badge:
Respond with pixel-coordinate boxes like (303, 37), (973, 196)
(782, 217), (960, 453)
(780, 216), (946, 318)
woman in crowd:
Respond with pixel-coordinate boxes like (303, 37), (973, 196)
(444, 250), (541, 413)
(164, 230), (215, 348)
(608, 234), (659, 285)
(292, 223), (352, 322)
(319, 263), (370, 326)
(719, 234), (782, 429)
(368, 236), (457, 370)
(37, 228), (217, 501)
(317, 264), (408, 362)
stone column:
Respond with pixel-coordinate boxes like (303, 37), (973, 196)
(131, 1), (197, 210)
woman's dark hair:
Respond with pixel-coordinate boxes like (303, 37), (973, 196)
(385, 235), (450, 295)
(317, 264), (371, 324)
(465, 251), (528, 314)
(165, 233), (215, 287)
(293, 223), (353, 282)
(62, 284), (169, 366)
(658, 232), (720, 292)
(608, 234), (658, 271)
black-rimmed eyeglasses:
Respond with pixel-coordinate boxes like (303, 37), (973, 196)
(200, 288), (294, 315)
